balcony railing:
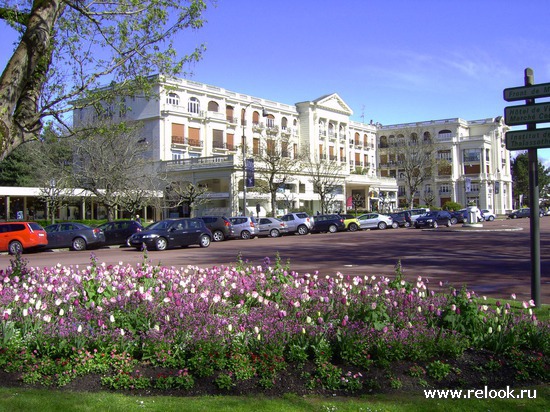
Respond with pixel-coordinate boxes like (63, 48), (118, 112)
(163, 155), (235, 171)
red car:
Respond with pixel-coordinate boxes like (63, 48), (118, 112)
(0, 221), (48, 254)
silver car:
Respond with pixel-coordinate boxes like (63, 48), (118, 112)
(257, 217), (288, 237)
(357, 213), (394, 230)
(280, 212), (313, 235)
(228, 216), (259, 239)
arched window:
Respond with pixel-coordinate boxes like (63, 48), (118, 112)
(188, 97), (200, 114)
(208, 100), (219, 112)
(167, 92), (179, 106)
(281, 117), (288, 130)
(226, 105), (234, 122)
(423, 132), (432, 142)
(266, 114), (275, 128)
(252, 111), (260, 125)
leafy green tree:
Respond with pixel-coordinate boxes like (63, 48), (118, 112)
(0, 0), (209, 161)
(511, 152), (550, 206)
(0, 143), (36, 186)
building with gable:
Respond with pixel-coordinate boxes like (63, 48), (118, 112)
(69, 74), (512, 218)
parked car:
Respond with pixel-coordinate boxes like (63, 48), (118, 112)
(228, 216), (259, 239)
(0, 221), (48, 255)
(508, 208), (531, 219)
(310, 214), (346, 233)
(97, 220), (143, 247)
(128, 218), (211, 251)
(357, 213), (394, 230)
(280, 212), (313, 235)
(409, 208), (430, 222)
(44, 222), (105, 251)
(480, 209), (496, 221)
(414, 211), (452, 229)
(198, 216), (234, 241)
(338, 213), (361, 231)
(389, 211), (411, 228)
(449, 209), (467, 225)
(257, 217), (288, 237)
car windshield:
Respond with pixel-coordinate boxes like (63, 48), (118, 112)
(146, 220), (172, 230)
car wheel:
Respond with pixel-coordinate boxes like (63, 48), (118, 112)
(270, 228), (280, 237)
(450, 217), (458, 225)
(433, 222), (438, 229)
(404, 222), (411, 228)
(348, 223), (358, 232)
(199, 235), (211, 248)
(446, 220), (452, 227)
(212, 230), (225, 242)
(297, 225), (309, 235)
(126, 237), (132, 247)
(487, 216), (495, 221)
(511, 215), (517, 219)
(378, 222), (387, 230)
(72, 237), (87, 251)
(391, 222), (399, 229)
(8, 240), (23, 255)
(241, 230), (251, 239)
(328, 224), (337, 233)
(154, 237), (168, 251)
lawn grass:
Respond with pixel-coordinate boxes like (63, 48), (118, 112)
(0, 386), (547, 412)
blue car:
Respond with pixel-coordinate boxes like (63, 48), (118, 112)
(310, 214), (346, 233)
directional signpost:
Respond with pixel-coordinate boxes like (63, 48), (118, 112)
(503, 68), (546, 307)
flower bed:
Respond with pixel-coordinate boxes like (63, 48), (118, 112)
(0, 254), (547, 394)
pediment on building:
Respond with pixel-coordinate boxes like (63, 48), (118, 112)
(312, 93), (353, 116)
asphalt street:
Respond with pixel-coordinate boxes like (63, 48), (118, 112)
(1, 217), (548, 303)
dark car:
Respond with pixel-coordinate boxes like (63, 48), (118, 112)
(310, 214), (346, 233)
(414, 211), (452, 229)
(44, 222), (106, 251)
(198, 216), (234, 241)
(128, 218), (211, 251)
(449, 209), (467, 225)
(389, 211), (412, 228)
(97, 220), (143, 246)
(508, 208), (532, 219)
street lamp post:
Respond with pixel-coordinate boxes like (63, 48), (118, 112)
(242, 102), (268, 216)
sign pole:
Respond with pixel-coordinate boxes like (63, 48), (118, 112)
(524, 68), (541, 307)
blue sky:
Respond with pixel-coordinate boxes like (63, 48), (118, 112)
(2, 0), (550, 164)
(184, 0), (550, 165)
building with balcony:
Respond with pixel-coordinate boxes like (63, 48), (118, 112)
(71, 75), (511, 217)
(73, 75), (393, 217)
(377, 118), (512, 214)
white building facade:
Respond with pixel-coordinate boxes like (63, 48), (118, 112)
(377, 118), (512, 214)
(72, 75), (512, 217)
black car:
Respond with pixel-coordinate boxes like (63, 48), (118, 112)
(449, 209), (467, 225)
(390, 211), (412, 228)
(198, 216), (234, 241)
(97, 220), (143, 246)
(128, 218), (212, 251)
(508, 208), (533, 219)
(414, 211), (453, 229)
(310, 214), (346, 233)
(44, 222), (106, 251)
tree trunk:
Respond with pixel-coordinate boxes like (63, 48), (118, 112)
(0, 1), (66, 160)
